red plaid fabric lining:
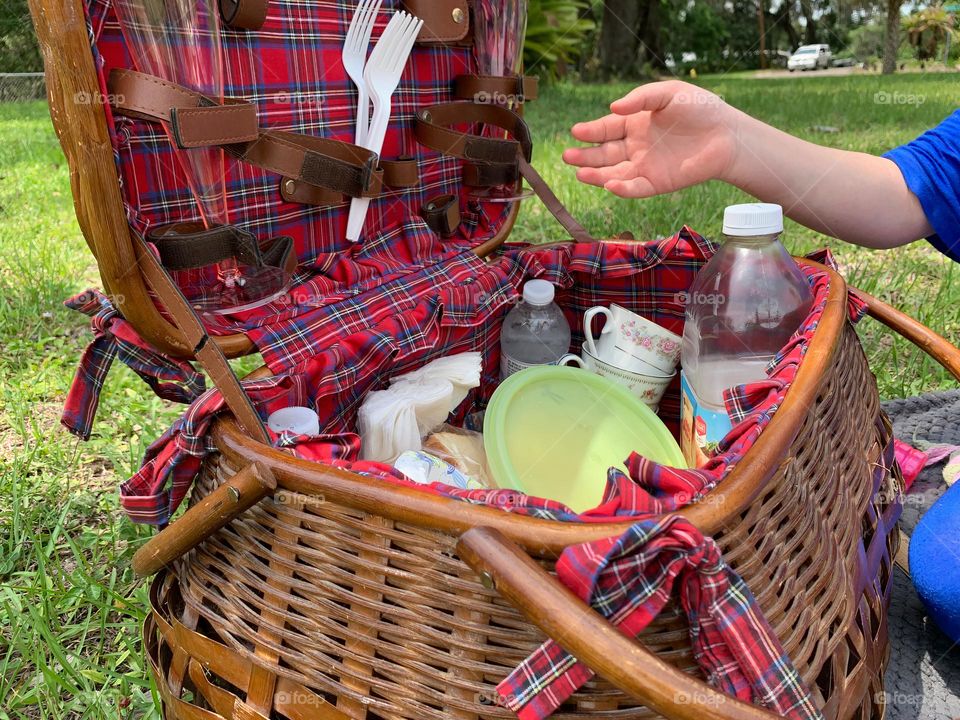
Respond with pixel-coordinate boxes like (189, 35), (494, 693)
(496, 516), (823, 720)
(61, 289), (205, 441)
(82, 0), (515, 340)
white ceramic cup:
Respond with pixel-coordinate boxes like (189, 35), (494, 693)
(560, 347), (675, 409)
(583, 303), (682, 375)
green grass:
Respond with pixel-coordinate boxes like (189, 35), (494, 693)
(0, 72), (957, 718)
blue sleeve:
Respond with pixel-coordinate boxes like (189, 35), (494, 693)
(883, 110), (960, 262)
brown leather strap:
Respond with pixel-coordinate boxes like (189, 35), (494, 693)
(233, 128), (383, 199)
(280, 156), (419, 207)
(518, 156), (596, 243)
(421, 194), (460, 237)
(454, 74), (539, 104)
(219, 0), (267, 30)
(402, 0), (469, 43)
(109, 69), (382, 201)
(148, 222), (296, 277)
(415, 102), (596, 243)
(109, 68), (259, 147)
(415, 101), (533, 164)
(133, 235), (270, 443)
(463, 160), (519, 188)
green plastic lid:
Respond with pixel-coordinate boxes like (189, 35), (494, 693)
(484, 365), (686, 513)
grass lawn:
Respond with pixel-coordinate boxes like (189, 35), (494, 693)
(0, 72), (957, 718)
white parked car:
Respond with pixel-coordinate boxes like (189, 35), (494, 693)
(787, 44), (831, 71)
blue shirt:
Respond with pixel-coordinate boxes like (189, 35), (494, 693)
(883, 110), (960, 261)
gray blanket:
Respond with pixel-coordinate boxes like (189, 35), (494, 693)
(881, 391), (960, 719)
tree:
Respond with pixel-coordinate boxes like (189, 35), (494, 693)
(598, 0), (644, 77)
(882, 0), (902, 73)
(902, 5), (956, 62)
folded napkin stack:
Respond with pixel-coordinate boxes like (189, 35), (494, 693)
(358, 352), (482, 462)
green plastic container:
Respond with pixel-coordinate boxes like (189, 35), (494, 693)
(484, 365), (686, 513)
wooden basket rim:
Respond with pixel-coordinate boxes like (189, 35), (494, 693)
(210, 260), (848, 556)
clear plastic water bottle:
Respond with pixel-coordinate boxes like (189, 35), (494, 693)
(500, 280), (571, 379)
(680, 203), (813, 467)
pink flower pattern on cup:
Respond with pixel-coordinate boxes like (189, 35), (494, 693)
(620, 321), (681, 364)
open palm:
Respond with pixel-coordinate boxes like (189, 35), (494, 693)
(562, 81), (740, 198)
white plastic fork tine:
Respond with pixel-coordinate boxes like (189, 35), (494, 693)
(359, 0), (383, 49)
(345, 0), (367, 51)
(398, 18), (422, 68)
(388, 14), (417, 67)
(383, 16), (418, 77)
(369, 12), (403, 65)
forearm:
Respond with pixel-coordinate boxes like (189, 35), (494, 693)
(721, 107), (933, 248)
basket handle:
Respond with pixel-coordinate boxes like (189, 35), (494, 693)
(132, 461), (276, 577)
(851, 286), (960, 382)
(455, 526), (780, 720)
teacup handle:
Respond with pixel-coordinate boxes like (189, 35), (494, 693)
(583, 306), (612, 358)
(559, 353), (587, 368)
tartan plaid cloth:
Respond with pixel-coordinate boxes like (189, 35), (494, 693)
(495, 516), (823, 720)
(82, 0), (514, 339)
(61, 289), (205, 441)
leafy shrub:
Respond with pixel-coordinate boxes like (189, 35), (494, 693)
(523, 0), (595, 80)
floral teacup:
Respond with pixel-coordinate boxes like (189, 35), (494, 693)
(583, 303), (682, 374)
(560, 346), (675, 410)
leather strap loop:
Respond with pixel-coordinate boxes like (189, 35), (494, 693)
(109, 69), (259, 147)
(454, 74), (539, 104)
(281, 157), (419, 207)
(109, 69), (383, 200)
(147, 222), (296, 279)
(219, 0), (267, 30)
(402, 0), (470, 43)
(463, 160), (519, 188)
(415, 102), (533, 165)
(421, 194), (460, 237)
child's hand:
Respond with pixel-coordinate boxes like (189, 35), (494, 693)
(562, 81), (739, 198)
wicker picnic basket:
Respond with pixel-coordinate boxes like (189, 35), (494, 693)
(29, 0), (960, 717)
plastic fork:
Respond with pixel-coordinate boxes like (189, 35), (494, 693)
(342, 0), (383, 147)
(346, 11), (423, 243)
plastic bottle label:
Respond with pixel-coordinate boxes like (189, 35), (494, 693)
(500, 354), (558, 379)
(680, 371), (733, 468)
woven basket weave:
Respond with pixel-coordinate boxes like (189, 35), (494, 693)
(27, 0), (960, 715)
(143, 268), (910, 720)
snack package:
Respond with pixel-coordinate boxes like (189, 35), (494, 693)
(422, 424), (496, 489)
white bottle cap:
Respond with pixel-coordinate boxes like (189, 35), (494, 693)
(722, 203), (784, 236)
(522, 279), (555, 306)
(267, 406), (320, 436)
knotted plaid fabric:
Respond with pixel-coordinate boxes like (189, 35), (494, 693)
(495, 515), (823, 720)
(61, 289), (205, 441)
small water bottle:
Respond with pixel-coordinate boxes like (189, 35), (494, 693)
(500, 280), (571, 379)
(680, 203), (813, 467)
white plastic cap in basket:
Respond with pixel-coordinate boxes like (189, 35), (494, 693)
(523, 279), (555, 306)
(722, 203), (784, 237)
